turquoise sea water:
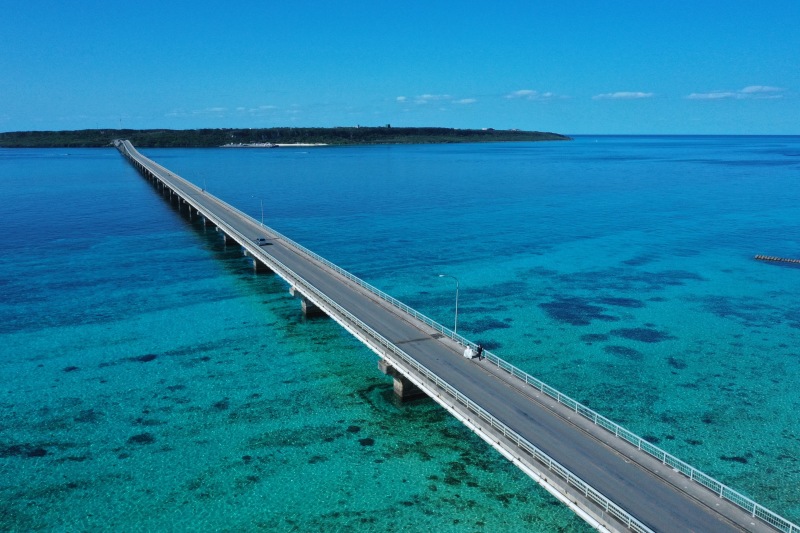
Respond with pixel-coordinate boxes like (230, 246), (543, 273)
(1, 136), (798, 531)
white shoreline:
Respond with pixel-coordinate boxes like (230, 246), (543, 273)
(274, 143), (327, 147)
(221, 142), (327, 148)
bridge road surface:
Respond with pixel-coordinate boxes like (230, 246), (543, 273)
(125, 144), (753, 533)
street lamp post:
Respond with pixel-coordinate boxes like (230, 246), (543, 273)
(252, 195), (265, 226)
(438, 274), (459, 335)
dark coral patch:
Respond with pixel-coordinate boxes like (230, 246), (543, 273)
(116, 354), (158, 364)
(623, 255), (657, 267)
(212, 399), (229, 411)
(133, 417), (165, 427)
(74, 409), (103, 423)
(604, 345), (642, 360)
(471, 318), (512, 333)
(346, 425), (361, 433)
(540, 298), (618, 326)
(720, 455), (748, 464)
(358, 438), (375, 447)
(27, 447), (48, 457)
(0, 444), (48, 458)
(63, 366), (80, 373)
(648, 270), (704, 285)
(667, 357), (687, 370)
(60, 455), (89, 462)
(580, 333), (609, 343)
(610, 327), (673, 343)
(598, 297), (645, 308)
(127, 433), (156, 445)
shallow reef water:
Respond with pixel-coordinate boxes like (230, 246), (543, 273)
(1, 137), (799, 530)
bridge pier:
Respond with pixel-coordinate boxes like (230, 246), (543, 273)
(250, 257), (272, 274)
(215, 227), (236, 245)
(289, 286), (325, 317)
(378, 360), (427, 401)
(242, 249), (273, 274)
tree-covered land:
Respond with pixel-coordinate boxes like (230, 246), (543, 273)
(0, 127), (570, 148)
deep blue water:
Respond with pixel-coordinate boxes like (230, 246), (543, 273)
(1, 136), (799, 531)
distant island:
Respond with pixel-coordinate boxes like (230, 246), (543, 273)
(0, 127), (571, 148)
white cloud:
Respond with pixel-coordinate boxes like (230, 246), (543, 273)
(505, 89), (559, 101)
(415, 94), (452, 104)
(593, 91), (654, 100)
(166, 104), (280, 118)
(506, 89), (536, 99)
(396, 94), (476, 105)
(687, 86), (786, 100)
(741, 85), (784, 94)
(687, 91), (737, 100)
(245, 105), (278, 115)
(395, 94), (447, 104)
(166, 108), (224, 118)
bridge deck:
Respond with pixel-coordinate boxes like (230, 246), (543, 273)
(117, 140), (785, 533)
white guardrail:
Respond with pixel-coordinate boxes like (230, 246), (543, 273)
(119, 141), (799, 533)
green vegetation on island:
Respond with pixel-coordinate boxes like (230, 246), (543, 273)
(0, 127), (571, 148)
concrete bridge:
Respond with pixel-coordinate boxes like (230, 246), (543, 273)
(115, 140), (797, 533)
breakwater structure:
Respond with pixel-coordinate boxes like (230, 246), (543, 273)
(755, 255), (800, 265)
(115, 140), (798, 533)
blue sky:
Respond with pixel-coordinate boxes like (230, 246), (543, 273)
(2, 1), (798, 134)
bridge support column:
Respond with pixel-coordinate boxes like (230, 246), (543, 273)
(250, 258), (272, 274)
(243, 249), (273, 274)
(215, 227), (236, 245)
(301, 298), (322, 317)
(378, 360), (427, 401)
(289, 287), (324, 317)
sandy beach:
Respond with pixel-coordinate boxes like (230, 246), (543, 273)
(221, 142), (328, 148)
(274, 143), (327, 147)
